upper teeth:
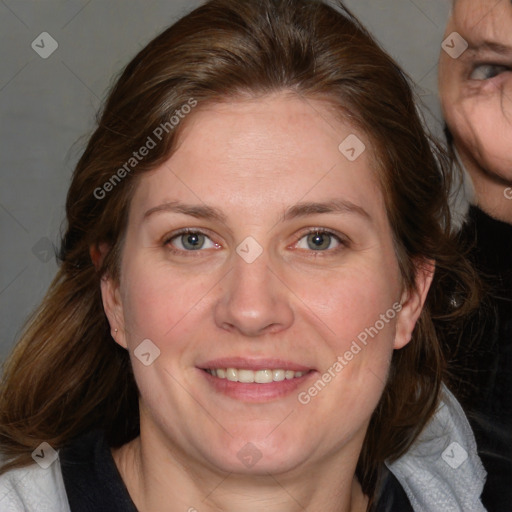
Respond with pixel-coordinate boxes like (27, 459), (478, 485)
(206, 368), (306, 383)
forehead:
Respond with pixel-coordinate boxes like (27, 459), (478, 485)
(450, 0), (512, 40)
(131, 94), (386, 222)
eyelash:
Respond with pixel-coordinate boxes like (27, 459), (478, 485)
(469, 62), (510, 81)
(163, 228), (349, 256)
(163, 228), (219, 256)
(292, 228), (349, 256)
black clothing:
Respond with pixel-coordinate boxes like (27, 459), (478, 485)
(60, 430), (137, 512)
(449, 206), (512, 512)
(371, 466), (414, 512)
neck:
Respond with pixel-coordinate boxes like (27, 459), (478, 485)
(112, 421), (369, 512)
(458, 148), (512, 224)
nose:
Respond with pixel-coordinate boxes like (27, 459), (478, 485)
(214, 252), (294, 337)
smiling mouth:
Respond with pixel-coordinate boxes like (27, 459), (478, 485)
(204, 368), (311, 383)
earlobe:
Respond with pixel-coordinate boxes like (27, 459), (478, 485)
(100, 275), (127, 349)
(394, 260), (435, 350)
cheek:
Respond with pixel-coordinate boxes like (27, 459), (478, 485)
(470, 109), (512, 178)
(287, 263), (400, 354)
(320, 281), (400, 408)
(452, 87), (512, 177)
(296, 284), (399, 442)
(119, 258), (213, 347)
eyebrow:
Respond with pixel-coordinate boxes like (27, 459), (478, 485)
(466, 40), (512, 58)
(143, 199), (371, 224)
(144, 201), (228, 223)
(282, 199), (371, 222)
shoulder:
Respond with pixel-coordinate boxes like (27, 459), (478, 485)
(387, 384), (487, 512)
(0, 457), (69, 512)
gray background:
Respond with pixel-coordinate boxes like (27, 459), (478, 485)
(0, 0), (451, 360)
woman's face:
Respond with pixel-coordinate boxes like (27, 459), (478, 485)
(438, 0), (512, 183)
(103, 93), (429, 476)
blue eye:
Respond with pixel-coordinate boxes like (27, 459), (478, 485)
(167, 231), (217, 251)
(296, 231), (342, 251)
(470, 64), (509, 80)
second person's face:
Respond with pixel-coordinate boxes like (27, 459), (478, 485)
(439, 0), (512, 183)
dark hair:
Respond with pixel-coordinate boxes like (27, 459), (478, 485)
(0, 0), (478, 501)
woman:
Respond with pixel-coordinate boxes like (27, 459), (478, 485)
(0, 0), (485, 510)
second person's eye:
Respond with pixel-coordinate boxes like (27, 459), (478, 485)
(470, 64), (509, 81)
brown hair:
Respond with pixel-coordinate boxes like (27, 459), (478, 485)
(0, 0), (478, 500)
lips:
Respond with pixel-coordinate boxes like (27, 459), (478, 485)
(198, 357), (316, 401)
(198, 357), (313, 372)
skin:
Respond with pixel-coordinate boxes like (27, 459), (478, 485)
(101, 93), (432, 512)
(438, 0), (512, 223)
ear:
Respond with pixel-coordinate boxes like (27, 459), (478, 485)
(394, 259), (435, 350)
(101, 274), (128, 349)
(91, 243), (128, 349)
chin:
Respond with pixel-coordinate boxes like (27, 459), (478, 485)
(206, 434), (309, 475)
